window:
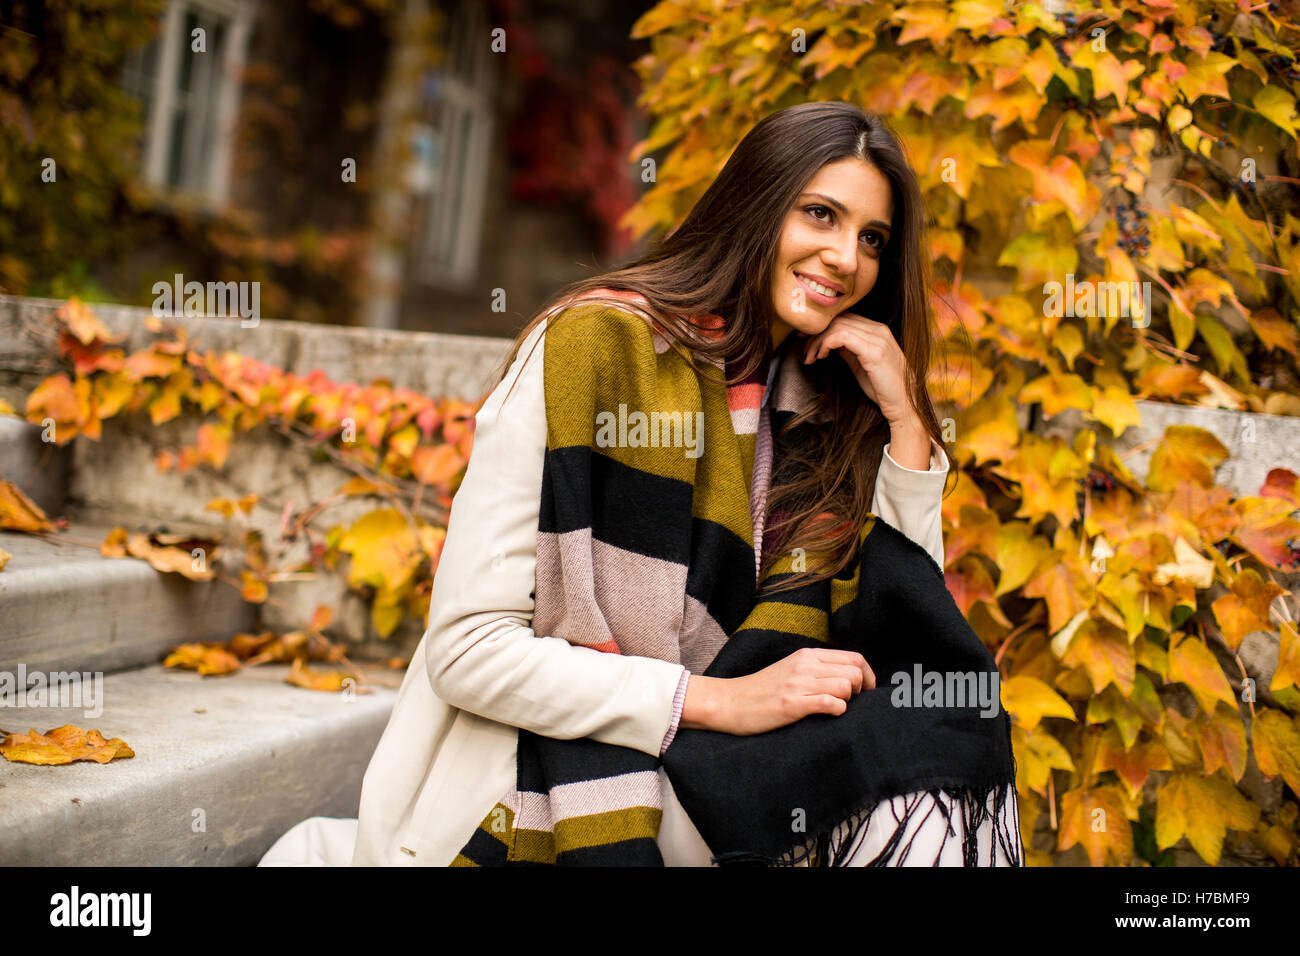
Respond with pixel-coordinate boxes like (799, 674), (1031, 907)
(123, 0), (256, 205)
(413, 0), (496, 287)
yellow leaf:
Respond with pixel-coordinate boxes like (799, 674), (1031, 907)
(1155, 771), (1260, 865)
(1152, 536), (1215, 589)
(1001, 675), (1076, 731)
(1254, 84), (1298, 138)
(1019, 371), (1093, 418)
(1013, 723), (1075, 796)
(1168, 634), (1236, 716)
(1272, 621), (1300, 693)
(1147, 425), (1228, 491)
(1253, 707), (1300, 795)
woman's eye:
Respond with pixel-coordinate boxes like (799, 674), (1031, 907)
(861, 231), (885, 249)
(807, 204), (831, 222)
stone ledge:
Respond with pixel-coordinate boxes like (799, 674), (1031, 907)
(0, 662), (398, 865)
(0, 294), (516, 403)
(0, 520), (254, 675)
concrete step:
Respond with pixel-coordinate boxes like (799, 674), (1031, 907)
(0, 520), (254, 675)
(0, 661), (399, 865)
(0, 414), (70, 517)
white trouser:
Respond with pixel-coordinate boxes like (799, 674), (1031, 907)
(659, 767), (1022, 866)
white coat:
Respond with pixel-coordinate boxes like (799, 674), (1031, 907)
(259, 316), (953, 867)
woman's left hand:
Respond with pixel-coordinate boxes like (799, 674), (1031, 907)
(801, 314), (918, 429)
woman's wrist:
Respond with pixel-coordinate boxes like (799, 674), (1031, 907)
(681, 674), (730, 731)
(886, 413), (931, 470)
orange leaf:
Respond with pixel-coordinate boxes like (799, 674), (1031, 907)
(124, 532), (217, 580)
(0, 724), (133, 765)
(163, 642), (241, 675)
(1094, 724), (1171, 798)
(1191, 702), (1248, 782)
(25, 374), (81, 439)
(1260, 468), (1300, 508)
(286, 657), (360, 693)
(309, 604), (333, 633)
(411, 443), (465, 487)
(1057, 785), (1133, 866)
(1060, 619), (1136, 696)
(1211, 569), (1285, 651)
(1231, 497), (1300, 572)
(0, 480), (54, 533)
(240, 570), (269, 603)
(55, 298), (122, 346)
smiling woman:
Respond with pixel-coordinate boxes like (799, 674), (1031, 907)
(260, 101), (1021, 868)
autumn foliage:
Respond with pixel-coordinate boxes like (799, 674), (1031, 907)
(624, 0), (1300, 865)
(22, 298), (466, 640)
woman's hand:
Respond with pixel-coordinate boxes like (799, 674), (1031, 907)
(681, 647), (876, 736)
(801, 314), (931, 470)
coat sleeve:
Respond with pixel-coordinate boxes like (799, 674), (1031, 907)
(869, 436), (949, 570)
(423, 320), (687, 758)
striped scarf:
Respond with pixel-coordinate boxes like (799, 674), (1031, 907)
(451, 290), (1020, 866)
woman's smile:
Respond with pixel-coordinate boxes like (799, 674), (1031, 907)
(793, 270), (846, 305)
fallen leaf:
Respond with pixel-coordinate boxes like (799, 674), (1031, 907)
(286, 657), (362, 693)
(100, 527), (128, 557)
(125, 532), (217, 580)
(163, 643), (241, 675)
(0, 547), (9, 571)
(0, 724), (134, 765)
(0, 480), (54, 533)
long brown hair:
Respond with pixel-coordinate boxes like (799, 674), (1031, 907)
(480, 100), (949, 594)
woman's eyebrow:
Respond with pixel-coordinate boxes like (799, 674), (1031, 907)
(800, 192), (891, 233)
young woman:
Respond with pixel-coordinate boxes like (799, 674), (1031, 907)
(260, 101), (1021, 867)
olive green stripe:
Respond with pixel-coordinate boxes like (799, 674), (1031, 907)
(738, 601), (829, 643)
(543, 302), (754, 544)
(554, 806), (664, 852)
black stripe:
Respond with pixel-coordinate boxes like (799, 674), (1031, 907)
(540, 446), (694, 565)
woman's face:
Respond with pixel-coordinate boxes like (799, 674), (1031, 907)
(768, 157), (894, 349)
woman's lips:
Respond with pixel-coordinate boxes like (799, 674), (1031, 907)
(795, 271), (844, 305)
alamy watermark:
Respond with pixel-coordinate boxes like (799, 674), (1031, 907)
(152, 273), (260, 327)
(1043, 274), (1152, 328)
(594, 404), (704, 459)
(890, 664), (1001, 718)
(0, 665), (104, 719)
(49, 886), (150, 936)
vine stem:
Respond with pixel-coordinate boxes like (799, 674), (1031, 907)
(994, 618), (1038, 666)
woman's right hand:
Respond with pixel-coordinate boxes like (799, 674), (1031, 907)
(679, 647), (876, 736)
